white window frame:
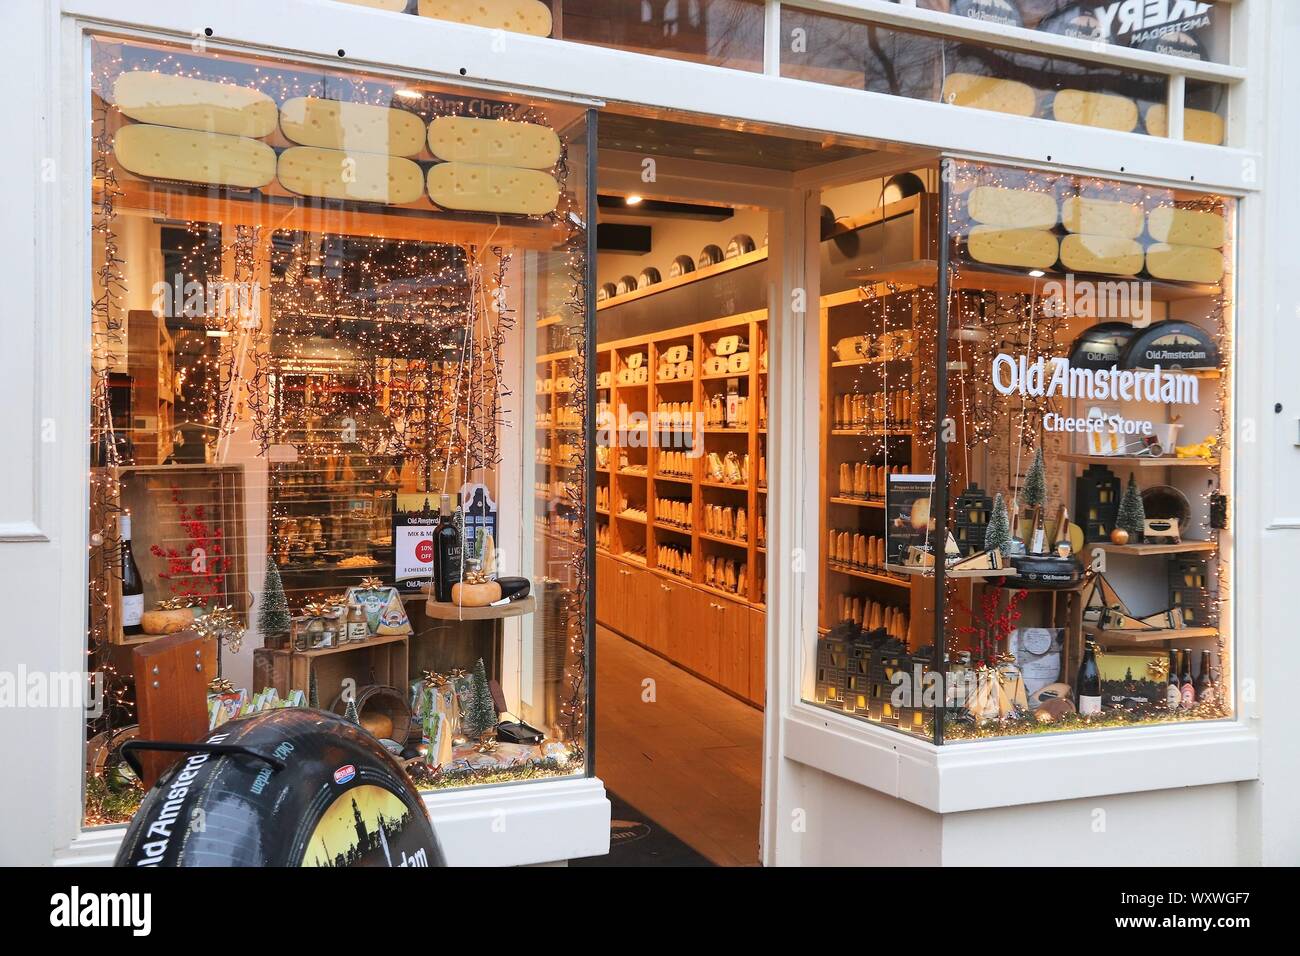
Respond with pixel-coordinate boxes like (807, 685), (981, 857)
(0, 0), (1268, 866)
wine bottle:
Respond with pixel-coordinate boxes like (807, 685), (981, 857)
(1053, 503), (1072, 558)
(1166, 649), (1182, 709)
(1076, 642), (1101, 716)
(432, 494), (462, 603)
(1195, 650), (1215, 706)
(1180, 647), (1196, 710)
(120, 513), (145, 637)
(1029, 505), (1047, 555)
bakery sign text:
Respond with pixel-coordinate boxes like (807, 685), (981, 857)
(1093, 1), (1213, 42)
(992, 353), (1200, 405)
(152, 274), (263, 328)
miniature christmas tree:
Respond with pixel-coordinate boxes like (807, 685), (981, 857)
(1116, 474), (1146, 541)
(985, 492), (1012, 557)
(463, 658), (497, 740)
(1022, 446), (1047, 511)
(257, 561), (291, 637)
(343, 696), (360, 725)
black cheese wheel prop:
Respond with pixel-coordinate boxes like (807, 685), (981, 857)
(114, 708), (445, 868)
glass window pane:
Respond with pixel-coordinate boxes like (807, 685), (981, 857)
(85, 36), (591, 827)
(553, 0), (767, 72)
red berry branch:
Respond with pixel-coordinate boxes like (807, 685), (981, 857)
(148, 483), (227, 603)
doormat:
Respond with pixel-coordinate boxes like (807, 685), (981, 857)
(572, 793), (714, 867)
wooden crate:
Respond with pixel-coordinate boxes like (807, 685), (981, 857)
(253, 634), (409, 706)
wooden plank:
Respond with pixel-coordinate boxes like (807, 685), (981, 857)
(1091, 540), (1218, 556)
(1059, 453), (1220, 468)
(132, 630), (217, 789)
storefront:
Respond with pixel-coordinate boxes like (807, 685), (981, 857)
(1, 0), (1296, 867)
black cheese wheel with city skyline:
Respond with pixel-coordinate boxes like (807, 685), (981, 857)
(114, 708), (444, 868)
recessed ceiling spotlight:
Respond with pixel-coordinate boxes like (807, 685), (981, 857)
(624, 194), (644, 207)
(1028, 269), (1046, 278)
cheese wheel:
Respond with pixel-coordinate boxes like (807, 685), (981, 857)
(280, 97), (425, 157)
(1059, 234), (1144, 276)
(113, 72), (278, 138)
(1147, 206), (1226, 249)
(1145, 105), (1225, 146)
(1146, 243), (1225, 283)
(941, 73), (1036, 117)
(417, 0), (552, 36)
(967, 186), (1057, 228)
(426, 161), (559, 214)
(140, 607), (199, 636)
(1061, 196), (1144, 239)
(277, 146), (424, 204)
(967, 226), (1059, 270)
(114, 124), (276, 188)
(427, 116), (560, 169)
(1052, 90), (1138, 132)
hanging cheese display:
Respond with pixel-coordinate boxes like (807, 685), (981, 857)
(1059, 233), (1145, 276)
(967, 186), (1058, 229)
(1146, 206), (1227, 249)
(1145, 242), (1225, 283)
(416, 0), (552, 36)
(1052, 89), (1138, 132)
(941, 74), (1036, 117)
(427, 116), (560, 169)
(113, 71), (278, 138)
(279, 97), (426, 157)
(277, 146), (424, 204)
(966, 225), (1059, 270)
(1145, 104), (1225, 146)
(114, 124), (277, 189)
(426, 162), (560, 215)
(1060, 196), (1144, 239)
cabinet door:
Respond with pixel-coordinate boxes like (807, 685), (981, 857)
(695, 591), (729, 682)
(651, 577), (685, 655)
(718, 598), (751, 700)
(748, 607), (766, 707)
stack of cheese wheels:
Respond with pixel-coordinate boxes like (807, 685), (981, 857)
(417, 0), (552, 37)
(277, 97), (425, 205)
(112, 72), (278, 189)
(964, 185), (1060, 270)
(1052, 89), (1139, 133)
(427, 115), (561, 215)
(941, 73), (1036, 117)
(1059, 195), (1146, 276)
(1144, 105), (1225, 146)
(1145, 206), (1227, 283)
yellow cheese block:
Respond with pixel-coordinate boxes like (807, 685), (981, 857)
(333, 0), (406, 9)
(1147, 206), (1226, 249)
(417, 0), (552, 36)
(967, 186), (1057, 229)
(1060, 196), (1144, 239)
(114, 124), (276, 188)
(1145, 105), (1225, 146)
(280, 97), (426, 157)
(966, 226), (1059, 270)
(427, 116), (560, 169)
(1059, 234), (1144, 276)
(941, 73), (1036, 117)
(277, 146), (424, 204)
(427, 162), (559, 214)
(1052, 90), (1138, 132)
(114, 71), (278, 138)
(1146, 243), (1225, 283)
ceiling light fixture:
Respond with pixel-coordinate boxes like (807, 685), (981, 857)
(624, 194), (644, 207)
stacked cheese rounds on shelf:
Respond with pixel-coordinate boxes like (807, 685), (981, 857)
(278, 97), (426, 204)
(112, 72), (279, 189)
(965, 185), (1060, 270)
(1145, 206), (1227, 283)
(1059, 195), (1146, 277)
(427, 116), (560, 214)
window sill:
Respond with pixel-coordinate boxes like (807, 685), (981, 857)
(783, 704), (1259, 814)
(56, 775), (611, 867)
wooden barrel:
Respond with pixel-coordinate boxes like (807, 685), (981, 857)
(330, 684), (413, 745)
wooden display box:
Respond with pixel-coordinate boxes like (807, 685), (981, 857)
(253, 634), (409, 707)
(100, 464), (250, 645)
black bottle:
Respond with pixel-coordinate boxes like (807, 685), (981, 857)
(1076, 642), (1101, 716)
(121, 513), (145, 636)
(432, 494), (462, 602)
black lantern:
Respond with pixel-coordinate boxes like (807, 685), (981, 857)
(953, 483), (993, 555)
(1075, 464), (1120, 542)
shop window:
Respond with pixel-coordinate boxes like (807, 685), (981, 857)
(84, 36), (592, 825)
(808, 160), (1234, 743)
(781, 6), (1173, 138)
(551, 0), (767, 72)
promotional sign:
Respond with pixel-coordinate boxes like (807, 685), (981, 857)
(393, 493), (445, 594)
(886, 474), (937, 566)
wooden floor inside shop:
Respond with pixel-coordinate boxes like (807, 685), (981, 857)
(594, 625), (763, 867)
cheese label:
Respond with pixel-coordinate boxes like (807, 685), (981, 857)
(114, 72), (278, 138)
